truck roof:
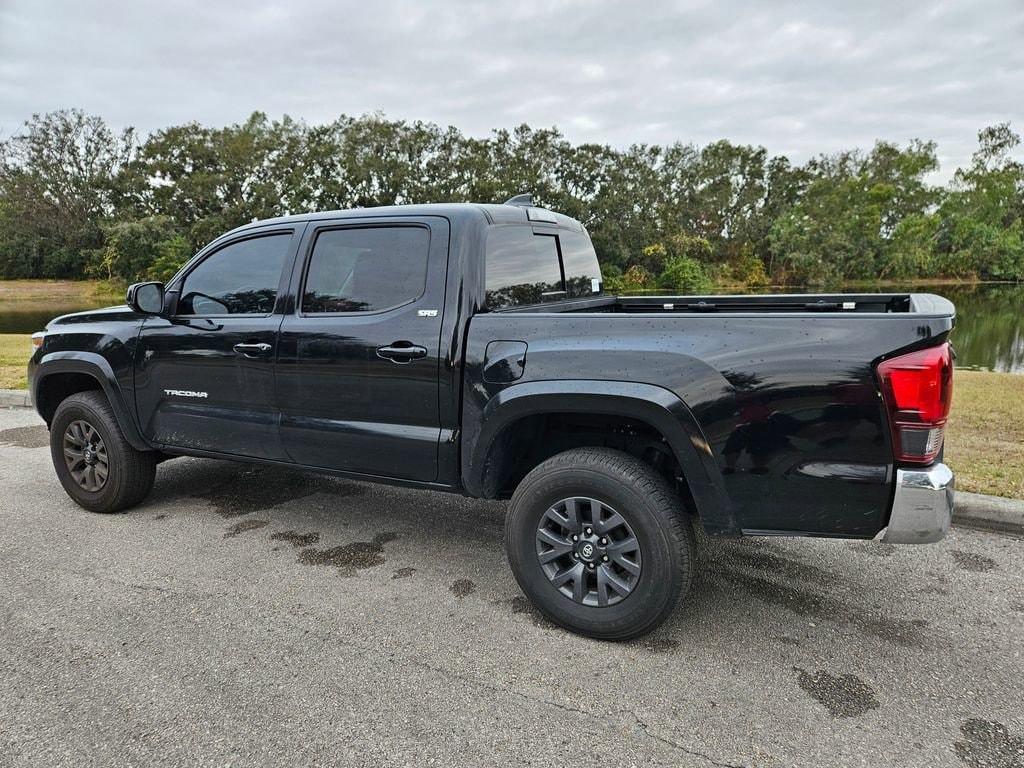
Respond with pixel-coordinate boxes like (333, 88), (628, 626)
(222, 202), (583, 239)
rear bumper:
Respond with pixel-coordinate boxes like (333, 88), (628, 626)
(880, 463), (954, 544)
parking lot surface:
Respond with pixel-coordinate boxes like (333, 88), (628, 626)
(1, 407), (1022, 767)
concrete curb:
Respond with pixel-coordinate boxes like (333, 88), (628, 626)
(954, 491), (1024, 535)
(0, 388), (30, 408)
(1, 383), (1020, 534)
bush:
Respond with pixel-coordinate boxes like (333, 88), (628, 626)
(659, 256), (712, 293)
(735, 244), (769, 286)
(147, 235), (193, 282)
(94, 217), (183, 283)
(622, 264), (652, 290)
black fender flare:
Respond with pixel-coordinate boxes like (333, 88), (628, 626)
(32, 351), (151, 452)
(462, 380), (737, 535)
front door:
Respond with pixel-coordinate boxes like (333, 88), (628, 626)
(275, 218), (448, 481)
(134, 228), (301, 459)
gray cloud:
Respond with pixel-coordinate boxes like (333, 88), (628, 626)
(1, 0), (1021, 180)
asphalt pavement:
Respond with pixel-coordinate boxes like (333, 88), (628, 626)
(1, 406), (1022, 767)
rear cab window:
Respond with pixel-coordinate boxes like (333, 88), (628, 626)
(484, 225), (602, 310)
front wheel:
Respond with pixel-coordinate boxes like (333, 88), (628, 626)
(50, 391), (157, 513)
(505, 448), (694, 640)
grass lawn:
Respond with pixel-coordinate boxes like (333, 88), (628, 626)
(0, 279), (121, 302)
(945, 369), (1024, 499)
(0, 334), (30, 389)
(1, 335), (1020, 498)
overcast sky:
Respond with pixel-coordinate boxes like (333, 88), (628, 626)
(1, 0), (1021, 180)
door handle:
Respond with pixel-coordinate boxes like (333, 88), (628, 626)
(376, 342), (428, 363)
(233, 342), (273, 357)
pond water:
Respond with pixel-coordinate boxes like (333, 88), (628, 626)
(923, 283), (1023, 374)
(1, 282), (1021, 373)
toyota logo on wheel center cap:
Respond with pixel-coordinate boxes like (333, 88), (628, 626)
(580, 543), (594, 558)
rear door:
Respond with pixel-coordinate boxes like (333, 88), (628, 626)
(275, 216), (449, 481)
(134, 228), (300, 459)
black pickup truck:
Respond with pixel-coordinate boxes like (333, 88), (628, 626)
(28, 198), (956, 639)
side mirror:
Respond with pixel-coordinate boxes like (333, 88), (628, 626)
(126, 281), (165, 315)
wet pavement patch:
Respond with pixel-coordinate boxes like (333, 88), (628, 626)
(391, 567), (416, 579)
(297, 532), (398, 576)
(951, 550), (997, 573)
(0, 425), (49, 449)
(709, 541), (835, 588)
(450, 579), (475, 598)
(638, 637), (679, 653)
(224, 519), (270, 538)
(270, 530), (321, 548)
(153, 514), (167, 520)
(190, 465), (366, 517)
(954, 719), (1024, 767)
(795, 668), (880, 718)
(509, 596), (556, 629)
(852, 542), (895, 558)
(718, 571), (926, 647)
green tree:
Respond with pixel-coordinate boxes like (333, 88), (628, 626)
(934, 124), (1024, 280)
(94, 216), (183, 282)
(0, 110), (135, 277)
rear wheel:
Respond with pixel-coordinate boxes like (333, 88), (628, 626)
(505, 448), (694, 640)
(50, 391), (157, 513)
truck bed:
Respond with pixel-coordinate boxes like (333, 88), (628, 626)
(501, 292), (955, 317)
(463, 292), (955, 538)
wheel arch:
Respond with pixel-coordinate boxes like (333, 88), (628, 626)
(462, 380), (737, 535)
(33, 352), (150, 451)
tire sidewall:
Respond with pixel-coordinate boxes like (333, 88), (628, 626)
(50, 396), (128, 512)
(507, 461), (684, 638)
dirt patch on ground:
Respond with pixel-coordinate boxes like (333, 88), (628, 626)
(450, 579), (475, 598)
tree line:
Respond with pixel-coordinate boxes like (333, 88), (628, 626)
(1, 109), (1022, 291)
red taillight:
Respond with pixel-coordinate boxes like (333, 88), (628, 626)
(877, 343), (953, 465)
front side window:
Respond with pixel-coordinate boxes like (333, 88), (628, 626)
(302, 226), (430, 313)
(485, 228), (564, 309)
(177, 234), (291, 315)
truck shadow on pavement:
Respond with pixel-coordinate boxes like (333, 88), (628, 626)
(140, 457), (942, 659)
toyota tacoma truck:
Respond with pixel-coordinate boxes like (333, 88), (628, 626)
(28, 197), (956, 640)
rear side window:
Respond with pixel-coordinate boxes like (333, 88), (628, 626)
(485, 228), (564, 309)
(302, 226), (430, 313)
(559, 230), (602, 298)
(178, 233), (291, 315)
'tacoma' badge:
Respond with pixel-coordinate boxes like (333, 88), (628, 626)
(164, 389), (208, 398)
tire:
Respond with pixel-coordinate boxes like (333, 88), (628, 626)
(49, 391), (157, 513)
(505, 448), (695, 640)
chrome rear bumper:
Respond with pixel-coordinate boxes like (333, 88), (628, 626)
(879, 463), (954, 544)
